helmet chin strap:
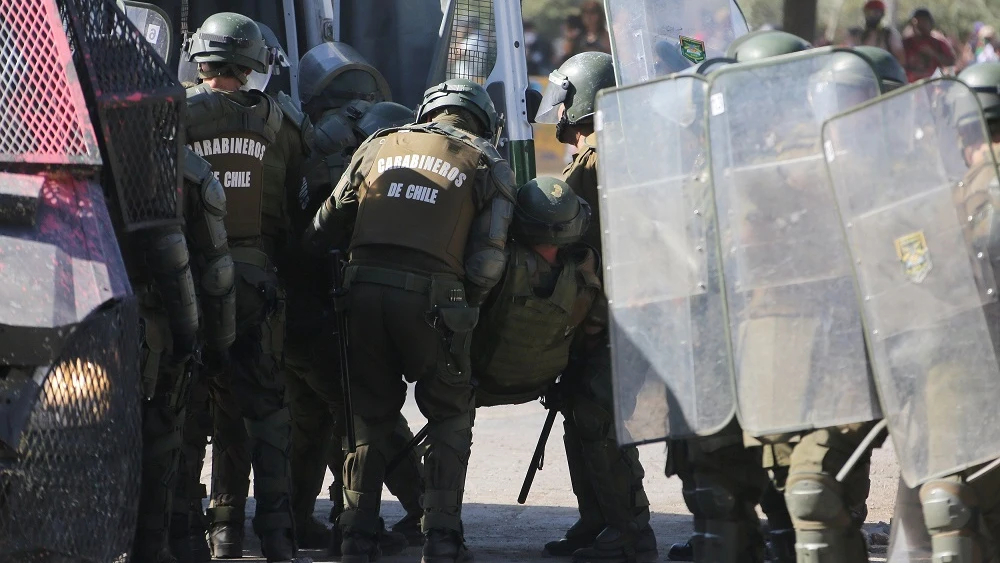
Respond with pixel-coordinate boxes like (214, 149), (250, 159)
(555, 115), (572, 144)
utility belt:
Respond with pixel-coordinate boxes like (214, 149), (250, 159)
(344, 264), (480, 361)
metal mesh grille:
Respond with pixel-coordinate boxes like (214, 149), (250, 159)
(0, 0), (101, 168)
(446, 0), (498, 84)
(59, 0), (183, 231)
(0, 298), (141, 563)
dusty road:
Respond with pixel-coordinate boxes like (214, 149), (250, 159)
(205, 394), (900, 562)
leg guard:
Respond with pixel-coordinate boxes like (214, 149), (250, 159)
(244, 407), (294, 536)
(421, 411), (474, 533)
(689, 472), (763, 563)
(562, 415), (608, 537)
(207, 386), (250, 526)
(570, 394), (651, 529)
(920, 479), (983, 563)
(384, 414), (425, 517)
(340, 416), (397, 535)
(785, 472), (866, 563)
(286, 364), (334, 526)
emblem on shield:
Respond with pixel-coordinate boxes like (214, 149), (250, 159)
(680, 35), (707, 64)
(895, 231), (933, 283)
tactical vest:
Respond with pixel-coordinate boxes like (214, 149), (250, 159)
(472, 245), (600, 407)
(351, 124), (482, 273)
(185, 85), (282, 239)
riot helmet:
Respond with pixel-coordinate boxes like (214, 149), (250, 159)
(958, 62), (1000, 126)
(355, 102), (415, 139)
(416, 78), (499, 138)
(808, 51), (881, 119)
(186, 13), (271, 84)
(853, 46), (907, 92)
(299, 42), (392, 119)
(726, 30), (811, 62)
(512, 177), (591, 246)
(536, 51), (616, 142)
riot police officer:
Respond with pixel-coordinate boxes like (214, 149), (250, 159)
(471, 176), (600, 408)
(535, 51), (658, 563)
(183, 12), (311, 561)
(132, 149), (237, 563)
(286, 42), (422, 553)
(303, 78), (517, 563)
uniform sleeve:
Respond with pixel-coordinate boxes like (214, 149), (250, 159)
(463, 157), (517, 306)
(301, 137), (377, 254)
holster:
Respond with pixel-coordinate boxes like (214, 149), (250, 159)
(429, 276), (480, 364)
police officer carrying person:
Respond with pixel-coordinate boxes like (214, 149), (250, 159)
(132, 146), (237, 563)
(534, 51), (658, 563)
(182, 12), (311, 561)
(470, 176), (600, 408)
(302, 77), (517, 563)
(286, 41), (424, 554)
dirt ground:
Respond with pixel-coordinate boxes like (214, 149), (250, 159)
(205, 394), (900, 563)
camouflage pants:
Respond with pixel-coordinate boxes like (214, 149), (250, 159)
(559, 344), (651, 536)
(206, 261), (293, 538)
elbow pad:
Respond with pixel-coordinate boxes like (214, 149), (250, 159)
(464, 246), (507, 291)
(146, 226), (199, 355)
(184, 148), (229, 251)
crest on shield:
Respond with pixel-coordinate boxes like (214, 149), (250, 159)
(894, 231), (933, 283)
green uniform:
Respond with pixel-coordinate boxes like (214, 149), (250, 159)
(133, 148), (235, 563)
(303, 111), (516, 549)
(557, 135), (656, 558)
(285, 100), (423, 540)
(184, 83), (308, 551)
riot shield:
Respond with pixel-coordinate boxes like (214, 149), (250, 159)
(606, 0), (749, 86)
(707, 48), (882, 436)
(596, 74), (733, 445)
(124, 1), (173, 63)
(823, 78), (1000, 486)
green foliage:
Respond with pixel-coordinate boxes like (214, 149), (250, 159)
(522, 0), (583, 41)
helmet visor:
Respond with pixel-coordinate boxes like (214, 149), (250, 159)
(536, 70), (571, 124)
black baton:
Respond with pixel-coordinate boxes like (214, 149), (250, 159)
(330, 250), (356, 453)
(518, 407), (558, 504)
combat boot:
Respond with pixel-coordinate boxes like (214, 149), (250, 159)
(392, 512), (425, 546)
(571, 524), (658, 563)
(341, 531), (381, 563)
(665, 539), (693, 561)
(422, 529), (473, 563)
(208, 522), (243, 558)
(168, 508), (211, 563)
(543, 519), (605, 557)
(260, 529), (297, 563)
(378, 518), (410, 556)
(295, 515), (331, 549)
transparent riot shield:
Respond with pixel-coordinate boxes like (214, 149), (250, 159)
(823, 78), (1000, 486)
(596, 75), (733, 445)
(123, 1), (173, 63)
(605, 0), (749, 86)
(707, 48), (883, 437)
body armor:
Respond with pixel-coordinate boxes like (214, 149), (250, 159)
(473, 245), (599, 406)
(352, 123), (484, 274)
(186, 84), (282, 240)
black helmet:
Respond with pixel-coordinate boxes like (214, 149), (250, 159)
(415, 78), (498, 138)
(512, 177), (591, 246)
(298, 42), (392, 118)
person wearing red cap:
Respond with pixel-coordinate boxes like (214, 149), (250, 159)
(860, 0), (906, 63)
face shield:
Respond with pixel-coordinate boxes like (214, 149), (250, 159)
(535, 69), (571, 124)
(809, 78), (879, 121)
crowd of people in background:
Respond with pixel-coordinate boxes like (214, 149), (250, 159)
(523, 0), (999, 84)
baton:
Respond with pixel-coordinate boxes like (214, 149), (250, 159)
(330, 250), (356, 453)
(518, 407), (558, 504)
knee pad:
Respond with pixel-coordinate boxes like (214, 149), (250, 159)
(785, 473), (849, 528)
(353, 416), (399, 461)
(570, 395), (613, 442)
(244, 407), (292, 453)
(692, 475), (738, 521)
(425, 411), (474, 457)
(920, 480), (976, 535)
